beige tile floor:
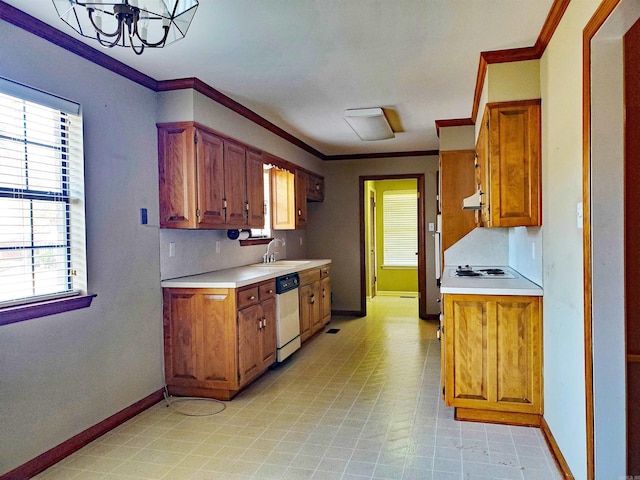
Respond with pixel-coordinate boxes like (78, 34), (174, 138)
(35, 296), (562, 480)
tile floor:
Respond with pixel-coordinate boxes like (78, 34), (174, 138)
(34, 296), (563, 480)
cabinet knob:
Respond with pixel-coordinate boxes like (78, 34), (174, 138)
(249, 295), (256, 301)
(268, 289), (273, 294)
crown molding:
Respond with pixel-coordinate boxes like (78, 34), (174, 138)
(436, 0), (571, 133)
(324, 150), (439, 161)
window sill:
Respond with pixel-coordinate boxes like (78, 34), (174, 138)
(240, 237), (273, 247)
(0, 294), (97, 327)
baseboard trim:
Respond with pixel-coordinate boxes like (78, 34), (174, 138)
(0, 389), (165, 480)
(331, 309), (363, 317)
(541, 416), (575, 480)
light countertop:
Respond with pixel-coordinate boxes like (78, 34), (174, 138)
(440, 265), (543, 296)
(160, 259), (331, 289)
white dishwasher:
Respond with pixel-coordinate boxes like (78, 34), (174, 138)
(275, 273), (301, 362)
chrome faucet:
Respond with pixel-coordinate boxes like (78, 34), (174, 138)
(263, 238), (281, 263)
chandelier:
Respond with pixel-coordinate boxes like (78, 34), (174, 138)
(52, 1), (199, 55)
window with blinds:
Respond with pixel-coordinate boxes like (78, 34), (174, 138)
(0, 79), (86, 308)
(382, 190), (418, 267)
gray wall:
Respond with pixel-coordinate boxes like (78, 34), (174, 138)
(306, 156), (440, 315)
(0, 21), (164, 474)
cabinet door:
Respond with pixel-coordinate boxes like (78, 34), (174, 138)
(439, 150), (477, 250)
(163, 288), (236, 390)
(158, 124), (197, 228)
(238, 304), (261, 385)
(259, 297), (277, 367)
(488, 102), (541, 227)
(321, 275), (331, 325)
(444, 296), (491, 407)
(299, 284), (313, 342)
(476, 111), (490, 227)
(196, 129), (226, 228)
(306, 173), (325, 202)
(246, 150), (265, 228)
(271, 168), (296, 230)
(224, 141), (248, 226)
(309, 280), (322, 333)
(295, 170), (307, 228)
(494, 297), (541, 413)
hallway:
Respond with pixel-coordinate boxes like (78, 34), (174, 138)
(35, 297), (561, 480)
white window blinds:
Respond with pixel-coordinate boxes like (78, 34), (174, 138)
(0, 80), (86, 307)
(382, 190), (418, 267)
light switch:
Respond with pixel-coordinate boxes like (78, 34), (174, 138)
(577, 202), (583, 229)
(428, 222), (435, 232)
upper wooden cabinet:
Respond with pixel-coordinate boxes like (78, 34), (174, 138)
(306, 172), (325, 202)
(439, 150), (477, 252)
(158, 122), (265, 229)
(295, 170), (307, 228)
(270, 168), (308, 230)
(476, 100), (541, 227)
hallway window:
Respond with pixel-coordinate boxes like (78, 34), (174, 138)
(0, 78), (87, 309)
(382, 190), (418, 267)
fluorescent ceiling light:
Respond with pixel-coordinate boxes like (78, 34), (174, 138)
(344, 108), (395, 141)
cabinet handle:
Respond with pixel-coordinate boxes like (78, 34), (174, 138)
(298, 209), (302, 216)
(310, 300), (315, 305)
(262, 317), (267, 327)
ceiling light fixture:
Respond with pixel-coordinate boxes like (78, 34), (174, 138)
(344, 108), (395, 141)
(52, 1), (199, 55)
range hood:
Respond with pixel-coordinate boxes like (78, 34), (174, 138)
(462, 190), (483, 210)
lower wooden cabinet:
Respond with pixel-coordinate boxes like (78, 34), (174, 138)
(443, 294), (542, 426)
(299, 266), (331, 342)
(163, 279), (276, 400)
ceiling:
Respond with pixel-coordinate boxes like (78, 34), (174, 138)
(3, 0), (554, 157)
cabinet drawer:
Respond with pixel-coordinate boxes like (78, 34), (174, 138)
(299, 268), (320, 286)
(237, 286), (259, 309)
(320, 266), (330, 278)
(259, 280), (276, 300)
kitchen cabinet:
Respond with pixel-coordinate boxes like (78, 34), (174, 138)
(295, 170), (307, 228)
(270, 168), (296, 230)
(237, 280), (277, 386)
(475, 100), (541, 227)
(158, 122), (264, 229)
(443, 294), (542, 426)
(299, 266), (331, 342)
(439, 150), (477, 252)
(306, 172), (325, 202)
(320, 266), (331, 326)
(270, 168), (307, 229)
(163, 279), (276, 400)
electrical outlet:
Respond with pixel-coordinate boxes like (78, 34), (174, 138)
(215, 241), (221, 253)
(140, 208), (148, 225)
(531, 242), (536, 260)
(169, 242), (176, 258)
(299, 237), (303, 246)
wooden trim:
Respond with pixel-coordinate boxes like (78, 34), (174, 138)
(628, 354), (640, 363)
(358, 174), (427, 319)
(157, 78), (326, 160)
(434, 118), (475, 137)
(467, 0), (570, 123)
(0, 294), (96, 326)
(455, 408), (541, 427)
(239, 238), (272, 247)
(325, 150), (439, 161)
(330, 309), (363, 317)
(0, 389), (165, 480)
(0, 2), (158, 91)
(486, 98), (541, 109)
(541, 416), (575, 480)
(582, 2), (623, 479)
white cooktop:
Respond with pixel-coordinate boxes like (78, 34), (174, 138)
(440, 265), (543, 296)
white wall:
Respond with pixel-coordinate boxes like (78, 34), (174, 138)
(509, 227), (543, 286)
(306, 156), (440, 314)
(540, 1), (601, 478)
(0, 21), (164, 475)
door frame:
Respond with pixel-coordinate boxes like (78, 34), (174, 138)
(359, 174), (427, 318)
(368, 188), (377, 298)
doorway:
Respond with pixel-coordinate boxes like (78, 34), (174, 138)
(359, 174), (427, 318)
(586, 1), (640, 477)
